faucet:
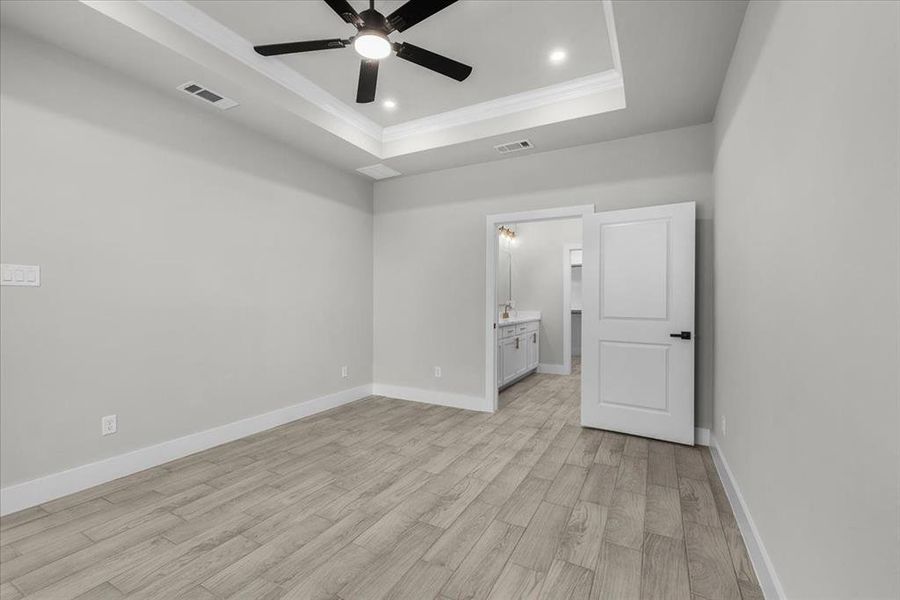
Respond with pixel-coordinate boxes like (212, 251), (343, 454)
(501, 302), (513, 319)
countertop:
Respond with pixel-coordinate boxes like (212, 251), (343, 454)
(497, 311), (541, 326)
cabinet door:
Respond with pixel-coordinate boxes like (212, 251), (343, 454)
(497, 338), (505, 386)
(499, 337), (519, 385)
(527, 331), (539, 371)
(512, 336), (528, 377)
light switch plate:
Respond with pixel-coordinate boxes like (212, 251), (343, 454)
(1, 264), (40, 287)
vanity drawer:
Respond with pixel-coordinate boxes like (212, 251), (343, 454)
(524, 321), (539, 333)
(499, 325), (516, 338)
(515, 324), (528, 334)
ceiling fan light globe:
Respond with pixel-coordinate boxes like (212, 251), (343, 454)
(354, 33), (391, 60)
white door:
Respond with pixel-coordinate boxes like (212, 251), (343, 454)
(581, 202), (695, 445)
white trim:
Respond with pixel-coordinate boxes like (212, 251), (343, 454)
(602, 0), (623, 75)
(0, 385), (372, 516)
(537, 363), (569, 376)
(100, 0), (625, 155)
(135, 0), (383, 140)
(486, 205), (594, 413)
(372, 384), (488, 413)
(562, 243), (582, 376)
(694, 427), (710, 446)
(709, 435), (786, 600)
(381, 70), (623, 143)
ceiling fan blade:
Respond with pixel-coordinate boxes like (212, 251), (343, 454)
(394, 42), (472, 81)
(323, 0), (365, 28)
(357, 59), (379, 103)
(254, 39), (347, 56)
(386, 0), (458, 32)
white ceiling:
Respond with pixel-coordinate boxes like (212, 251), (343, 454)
(191, 0), (615, 126)
(0, 0), (747, 179)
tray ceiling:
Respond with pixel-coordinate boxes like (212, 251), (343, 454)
(188, 0), (616, 126)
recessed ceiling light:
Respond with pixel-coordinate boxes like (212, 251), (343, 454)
(382, 99), (397, 110)
(549, 49), (567, 64)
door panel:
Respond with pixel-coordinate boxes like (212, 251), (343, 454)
(598, 341), (669, 411)
(601, 220), (669, 320)
(582, 202), (695, 445)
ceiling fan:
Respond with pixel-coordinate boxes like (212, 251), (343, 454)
(253, 0), (472, 104)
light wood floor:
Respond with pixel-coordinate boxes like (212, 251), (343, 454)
(0, 364), (762, 600)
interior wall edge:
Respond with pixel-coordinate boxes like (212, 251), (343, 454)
(709, 434), (786, 600)
(372, 383), (489, 413)
(0, 384), (374, 517)
(537, 363), (570, 376)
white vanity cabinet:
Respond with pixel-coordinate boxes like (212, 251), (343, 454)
(498, 319), (539, 388)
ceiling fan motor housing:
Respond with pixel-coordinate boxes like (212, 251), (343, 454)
(253, 0), (471, 103)
(358, 8), (389, 35)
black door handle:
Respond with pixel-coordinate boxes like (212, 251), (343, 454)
(670, 331), (691, 340)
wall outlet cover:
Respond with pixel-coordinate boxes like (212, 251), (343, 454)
(434, 366), (442, 378)
(720, 415), (727, 437)
(101, 414), (117, 436)
(341, 366), (349, 378)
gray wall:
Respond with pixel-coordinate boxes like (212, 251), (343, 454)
(374, 123), (716, 427)
(713, 1), (900, 597)
(0, 28), (374, 487)
(507, 219), (581, 368)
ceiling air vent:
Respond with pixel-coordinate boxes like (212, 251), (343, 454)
(356, 164), (402, 180)
(494, 139), (533, 154)
(177, 81), (238, 110)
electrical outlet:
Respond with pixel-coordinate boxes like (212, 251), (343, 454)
(434, 366), (442, 378)
(101, 414), (117, 436)
(341, 365), (349, 378)
(720, 415), (727, 438)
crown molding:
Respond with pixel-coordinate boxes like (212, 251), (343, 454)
(138, 0), (383, 141)
(603, 0), (623, 76)
(112, 0), (625, 157)
(381, 70), (623, 143)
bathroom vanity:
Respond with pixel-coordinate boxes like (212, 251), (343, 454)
(497, 312), (540, 389)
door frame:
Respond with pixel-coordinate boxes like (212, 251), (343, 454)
(484, 205), (594, 412)
(562, 243), (582, 376)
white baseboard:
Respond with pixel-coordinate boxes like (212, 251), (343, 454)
(537, 363), (570, 375)
(0, 384), (373, 517)
(372, 383), (489, 413)
(709, 434), (785, 600)
(694, 427), (710, 446)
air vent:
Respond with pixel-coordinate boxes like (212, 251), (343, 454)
(494, 139), (533, 154)
(356, 163), (402, 180)
(177, 81), (238, 110)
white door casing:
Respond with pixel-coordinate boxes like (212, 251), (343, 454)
(581, 202), (695, 445)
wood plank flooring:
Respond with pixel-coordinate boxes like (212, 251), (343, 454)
(0, 363), (762, 599)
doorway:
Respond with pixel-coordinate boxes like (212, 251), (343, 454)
(485, 206), (594, 412)
(486, 202), (697, 445)
(562, 243), (582, 377)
